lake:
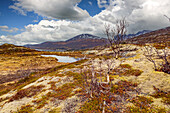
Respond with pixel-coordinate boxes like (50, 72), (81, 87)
(41, 55), (81, 63)
(36, 49), (65, 52)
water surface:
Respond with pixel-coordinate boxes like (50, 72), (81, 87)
(41, 55), (80, 63)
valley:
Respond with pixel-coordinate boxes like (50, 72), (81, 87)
(0, 27), (169, 113)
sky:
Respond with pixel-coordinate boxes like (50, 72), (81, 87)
(0, 0), (170, 45)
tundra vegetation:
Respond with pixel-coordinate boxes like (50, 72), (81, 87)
(0, 21), (169, 112)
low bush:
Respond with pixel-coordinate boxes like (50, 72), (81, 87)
(112, 64), (143, 76)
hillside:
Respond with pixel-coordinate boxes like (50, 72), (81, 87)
(128, 26), (170, 44)
(0, 44), (169, 112)
(25, 34), (107, 51)
(0, 43), (36, 54)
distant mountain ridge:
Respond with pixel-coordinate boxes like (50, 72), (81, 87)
(128, 26), (170, 44)
(25, 34), (107, 50)
(66, 34), (103, 42)
(25, 27), (170, 51)
(127, 30), (151, 38)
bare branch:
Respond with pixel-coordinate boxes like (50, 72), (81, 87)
(104, 18), (128, 59)
(164, 15), (170, 22)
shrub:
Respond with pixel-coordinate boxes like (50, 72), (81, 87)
(112, 64), (143, 76)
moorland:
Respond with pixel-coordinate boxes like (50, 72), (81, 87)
(0, 26), (169, 113)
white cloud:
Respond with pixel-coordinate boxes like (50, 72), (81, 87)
(0, 26), (9, 29)
(88, 1), (92, 6)
(2, 28), (19, 33)
(98, 0), (170, 33)
(32, 20), (38, 23)
(1, 0), (170, 45)
(0, 17), (107, 45)
(97, 0), (110, 8)
(9, 5), (26, 16)
(9, 0), (90, 21)
(0, 26), (19, 33)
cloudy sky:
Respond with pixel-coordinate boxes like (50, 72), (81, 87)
(0, 0), (170, 45)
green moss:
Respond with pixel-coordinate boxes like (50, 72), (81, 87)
(48, 81), (57, 90)
(49, 107), (62, 113)
(0, 89), (10, 96)
(49, 59), (88, 73)
(32, 95), (48, 109)
(16, 76), (40, 89)
(130, 96), (153, 106)
(102, 55), (113, 60)
(79, 98), (102, 113)
(65, 64), (76, 68)
(120, 64), (132, 69)
(125, 96), (167, 113)
(15, 104), (34, 113)
(73, 59), (88, 65)
(66, 71), (84, 86)
(47, 82), (75, 100)
(162, 96), (170, 105)
(124, 69), (143, 76)
(153, 43), (166, 49)
(126, 106), (167, 113)
(46, 72), (84, 101)
(125, 96), (166, 113)
(36, 100), (47, 109)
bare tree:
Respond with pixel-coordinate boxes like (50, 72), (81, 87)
(143, 45), (158, 70)
(143, 41), (170, 73)
(81, 58), (117, 113)
(164, 15), (170, 22)
(105, 18), (128, 59)
(154, 38), (169, 73)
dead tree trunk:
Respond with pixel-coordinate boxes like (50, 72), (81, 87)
(105, 18), (128, 59)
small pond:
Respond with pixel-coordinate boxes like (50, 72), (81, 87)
(41, 55), (81, 63)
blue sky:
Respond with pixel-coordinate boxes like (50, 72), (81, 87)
(0, 0), (104, 36)
(0, 0), (169, 45)
(0, 0), (37, 35)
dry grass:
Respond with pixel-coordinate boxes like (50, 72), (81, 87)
(0, 51), (68, 85)
(0, 73), (42, 97)
(9, 85), (45, 102)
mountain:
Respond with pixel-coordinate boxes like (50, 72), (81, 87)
(25, 27), (170, 51)
(127, 30), (151, 38)
(128, 26), (170, 44)
(66, 34), (103, 41)
(25, 34), (107, 51)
